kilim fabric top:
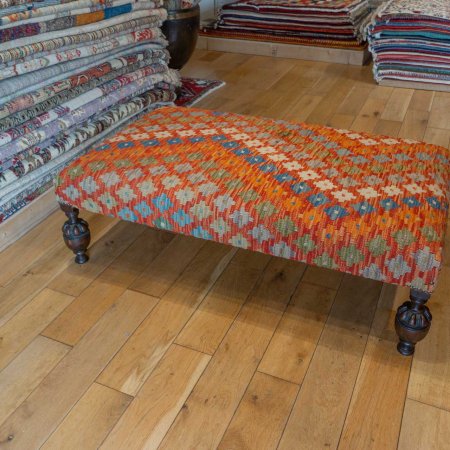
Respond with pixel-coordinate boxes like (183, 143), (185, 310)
(55, 106), (450, 292)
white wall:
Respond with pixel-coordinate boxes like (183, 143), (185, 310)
(200, 0), (215, 21)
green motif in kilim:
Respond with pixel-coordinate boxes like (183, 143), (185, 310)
(275, 217), (297, 237)
(338, 245), (365, 266)
(367, 235), (391, 257)
(313, 252), (338, 269)
(392, 229), (417, 248)
(255, 201), (278, 218)
(294, 234), (316, 253)
(421, 226), (440, 242)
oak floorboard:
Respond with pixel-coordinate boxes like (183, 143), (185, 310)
(407, 266), (450, 412)
(428, 95), (450, 130)
(43, 228), (172, 345)
(398, 399), (450, 450)
(0, 214), (118, 327)
(278, 275), (382, 450)
(258, 282), (337, 384)
(217, 372), (298, 450)
(158, 259), (306, 450)
(0, 210), (63, 287)
(0, 289), (157, 449)
(0, 288), (73, 371)
(175, 252), (269, 355)
(47, 221), (147, 297)
(100, 344), (210, 450)
(398, 109), (429, 141)
(381, 89), (414, 122)
(130, 234), (205, 298)
(423, 127), (450, 148)
(0, 336), (70, 425)
(350, 96), (390, 133)
(373, 119), (402, 137)
(96, 242), (236, 396)
(338, 284), (411, 450)
(41, 383), (132, 450)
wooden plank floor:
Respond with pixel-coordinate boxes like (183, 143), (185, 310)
(1, 50), (449, 450)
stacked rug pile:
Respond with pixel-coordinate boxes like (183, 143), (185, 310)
(202, 0), (371, 49)
(0, 0), (180, 223)
(368, 0), (450, 87)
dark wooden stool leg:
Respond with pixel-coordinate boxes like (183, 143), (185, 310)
(395, 289), (432, 356)
(60, 203), (91, 264)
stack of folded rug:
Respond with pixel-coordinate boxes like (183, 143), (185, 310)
(368, 0), (450, 87)
(203, 0), (371, 49)
(0, 0), (180, 223)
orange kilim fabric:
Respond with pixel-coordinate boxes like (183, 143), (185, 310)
(55, 106), (450, 292)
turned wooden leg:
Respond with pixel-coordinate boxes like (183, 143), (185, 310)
(395, 289), (432, 356)
(60, 203), (91, 264)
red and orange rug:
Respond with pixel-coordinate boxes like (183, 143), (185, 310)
(175, 77), (226, 107)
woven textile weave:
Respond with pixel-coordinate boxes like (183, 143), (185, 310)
(207, 0), (371, 46)
(367, 0), (450, 86)
(0, 0), (180, 223)
(55, 106), (450, 293)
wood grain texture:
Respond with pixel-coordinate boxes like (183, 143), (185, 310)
(0, 209), (63, 286)
(407, 266), (450, 412)
(381, 89), (414, 122)
(398, 399), (450, 450)
(43, 228), (171, 345)
(338, 284), (411, 450)
(278, 275), (382, 450)
(47, 221), (146, 297)
(175, 255), (268, 354)
(100, 344), (210, 450)
(97, 242), (235, 396)
(0, 289), (156, 449)
(0, 288), (73, 370)
(258, 282), (337, 384)
(0, 188), (58, 254)
(218, 372), (298, 450)
(0, 336), (70, 425)
(159, 259), (306, 450)
(130, 235), (205, 298)
(42, 383), (132, 450)
(0, 213), (117, 327)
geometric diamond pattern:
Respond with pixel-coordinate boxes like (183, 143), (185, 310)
(55, 106), (450, 293)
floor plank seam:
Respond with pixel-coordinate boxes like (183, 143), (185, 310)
(274, 274), (344, 450)
(335, 281), (393, 449)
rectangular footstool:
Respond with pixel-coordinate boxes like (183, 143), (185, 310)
(55, 106), (450, 355)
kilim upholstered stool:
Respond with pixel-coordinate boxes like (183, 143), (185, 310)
(55, 106), (450, 356)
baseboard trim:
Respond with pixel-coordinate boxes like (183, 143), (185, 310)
(197, 35), (371, 66)
(0, 188), (58, 252)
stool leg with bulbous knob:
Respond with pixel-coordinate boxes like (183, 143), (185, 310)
(395, 289), (432, 356)
(60, 203), (91, 264)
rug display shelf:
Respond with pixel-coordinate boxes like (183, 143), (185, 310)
(197, 35), (371, 65)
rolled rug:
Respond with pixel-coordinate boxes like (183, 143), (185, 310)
(0, 26), (164, 80)
(0, 89), (177, 221)
(0, 61), (171, 146)
(0, 69), (180, 160)
(0, 42), (167, 102)
(0, 53), (169, 129)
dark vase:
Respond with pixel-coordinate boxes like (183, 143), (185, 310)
(162, 5), (200, 70)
